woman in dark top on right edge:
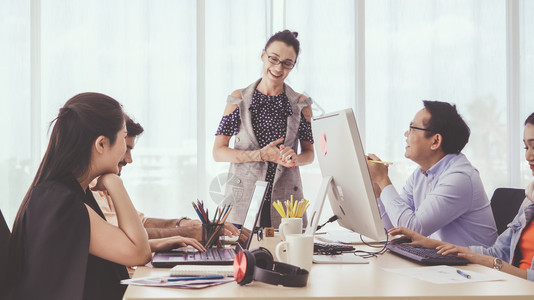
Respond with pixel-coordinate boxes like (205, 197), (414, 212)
(213, 30), (314, 228)
(390, 112), (534, 282)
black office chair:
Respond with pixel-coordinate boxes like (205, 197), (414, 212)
(490, 188), (525, 235)
(0, 209), (10, 290)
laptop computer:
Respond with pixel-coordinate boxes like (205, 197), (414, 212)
(152, 181), (269, 268)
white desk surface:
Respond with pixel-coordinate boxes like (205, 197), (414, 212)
(124, 245), (534, 300)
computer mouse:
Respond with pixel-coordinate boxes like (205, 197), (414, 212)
(390, 237), (412, 245)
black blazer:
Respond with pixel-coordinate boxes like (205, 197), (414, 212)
(11, 175), (128, 300)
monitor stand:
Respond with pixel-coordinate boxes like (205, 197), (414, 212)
(306, 176), (368, 264)
(305, 176), (333, 235)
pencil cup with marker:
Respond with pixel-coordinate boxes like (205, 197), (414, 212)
(201, 223), (225, 249)
(273, 195), (309, 240)
(192, 200), (232, 249)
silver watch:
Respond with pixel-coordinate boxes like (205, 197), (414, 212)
(493, 257), (504, 271)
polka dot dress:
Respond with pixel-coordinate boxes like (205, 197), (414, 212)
(216, 89), (314, 226)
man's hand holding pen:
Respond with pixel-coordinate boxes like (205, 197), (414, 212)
(366, 154), (393, 190)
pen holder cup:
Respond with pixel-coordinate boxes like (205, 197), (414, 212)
(202, 223), (225, 249)
(279, 217), (303, 241)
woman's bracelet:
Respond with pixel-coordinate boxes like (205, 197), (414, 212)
(175, 217), (191, 227)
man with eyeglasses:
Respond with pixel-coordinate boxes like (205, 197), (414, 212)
(367, 100), (498, 247)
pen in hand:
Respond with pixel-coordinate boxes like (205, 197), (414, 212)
(368, 160), (393, 165)
(160, 275), (225, 283)
(456, 269), (471, 279)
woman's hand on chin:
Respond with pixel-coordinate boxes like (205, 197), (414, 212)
(91, 173), (122, 192)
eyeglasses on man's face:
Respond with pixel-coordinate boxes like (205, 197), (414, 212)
(408, 125), (433, 134)
(266, 54), (295, 70)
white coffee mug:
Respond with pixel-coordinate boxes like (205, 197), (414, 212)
(279, 217), (302, 240)
(275, 234), (314, 271)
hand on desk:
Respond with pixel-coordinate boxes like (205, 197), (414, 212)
(223, 222), (240, 237)
(174, 221), (239, 242)
(435, 243), (480, 263)
(388, 227), (445, 250)
(389, 226), (473, 260)
(149, 236), (206, 252)
(238, 226), (252, 245)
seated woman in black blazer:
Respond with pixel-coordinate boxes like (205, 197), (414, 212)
(5, 93), (200, 299)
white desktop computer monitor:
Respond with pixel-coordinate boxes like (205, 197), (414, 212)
(306, 108), (386, 242)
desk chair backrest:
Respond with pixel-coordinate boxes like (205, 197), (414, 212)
(0, 209), (10, 290)
(490, 188), (525, 235)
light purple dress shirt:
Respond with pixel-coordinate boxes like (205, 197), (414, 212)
(378, 153), (498, 247)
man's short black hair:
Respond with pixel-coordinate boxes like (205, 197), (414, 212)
(125, 115), (144, 137)
(422, 100), (470, 154)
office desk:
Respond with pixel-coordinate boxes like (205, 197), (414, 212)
(124, 250), (534, 300)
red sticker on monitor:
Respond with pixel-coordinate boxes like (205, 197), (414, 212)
(320, 133), (327, 156)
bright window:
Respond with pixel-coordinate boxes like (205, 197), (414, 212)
(1, 0), (531, 229)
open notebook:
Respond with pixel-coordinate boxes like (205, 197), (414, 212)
(170, 264), (235, 277)
(152, 181), (268, 268)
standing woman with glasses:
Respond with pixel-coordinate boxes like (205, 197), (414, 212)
(5, 93), (151, 300)
(213, 30), (314, 228)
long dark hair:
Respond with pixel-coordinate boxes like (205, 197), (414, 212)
(6, 92), (125, 294)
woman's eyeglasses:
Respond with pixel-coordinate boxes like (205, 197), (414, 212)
(266, 54), (295, 70)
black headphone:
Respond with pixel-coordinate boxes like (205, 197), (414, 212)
(233, 247), (309, 287)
